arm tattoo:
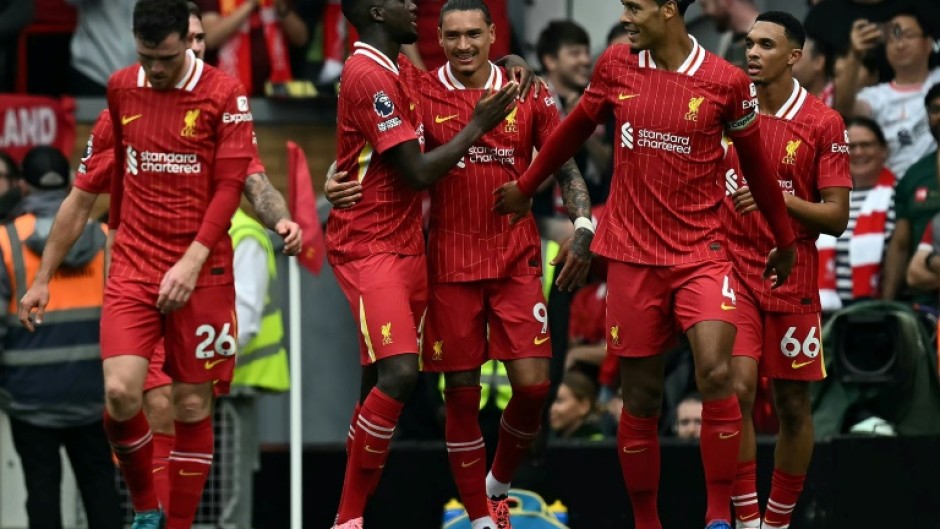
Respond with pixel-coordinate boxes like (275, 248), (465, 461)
(243, 172), (292, 230)
(554, 159), (592, 221)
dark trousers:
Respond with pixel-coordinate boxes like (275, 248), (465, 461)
(8, 417), (123, 529)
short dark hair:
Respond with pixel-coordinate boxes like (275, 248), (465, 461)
(0, 150), (21, 181)
(607, 22), (629, 46)
(536, 20), (589, 71)
(845, 116), (888, 147)
(187, 1), (201, 20)
(655, 0), (695, 16)
(926, 83), (940, 109)
(439, 0), (492, 28)
(806, 36), (835, 79)
(341, 0), (375, 30)
(133, 0), (190, 45)
(754, 10), (806, 48)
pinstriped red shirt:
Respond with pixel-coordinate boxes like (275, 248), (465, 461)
(723, 80), (851, 313)
(106, 52), (254, 287)
(578, 39), (760, 266)
(405, 61), (557, 282)
(327, 43), (425, 264)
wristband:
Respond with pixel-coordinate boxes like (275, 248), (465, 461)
(574, 216), (595, 234)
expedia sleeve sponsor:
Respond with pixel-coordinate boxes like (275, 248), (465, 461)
(222, 111), (253, 124)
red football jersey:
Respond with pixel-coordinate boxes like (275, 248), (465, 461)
(106, 51), (255, 287)
(578, 39), (761, 265)
(410, 62), (556, 282)
(327, 42), (425, 264)
(76, 111), (265, 195)
(74, 110), (114, 194)
(723, 80), (852, 313)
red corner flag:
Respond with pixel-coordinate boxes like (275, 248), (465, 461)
(286, 141), (326, 275)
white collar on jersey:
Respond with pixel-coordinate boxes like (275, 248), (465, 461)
(637, 35), (706, 76)
(352, 41), (399, 75)
(136, 49), (204, 91)
(436, 61), (503, 90)
(774, 78), (808, 121)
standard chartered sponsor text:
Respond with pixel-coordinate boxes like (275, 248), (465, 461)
(637, 129), (691, 154)
(141, 150), (201, 174)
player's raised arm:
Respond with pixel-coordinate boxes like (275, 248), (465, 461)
(384, 81), (520, 190)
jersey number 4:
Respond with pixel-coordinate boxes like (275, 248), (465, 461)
(195, 323), (237, 358)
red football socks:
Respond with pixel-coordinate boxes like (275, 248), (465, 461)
(336, 388), (403, 524)
(103, 409), (158, 512)
(764, 469), (805, 528)
(445, 386), (488, 520)
(732, 460), (760, 526)
(618, 410), (662, 529)
(700, 395), (743, 524)
(489, 382), (549, 485)
(167, 417), (214, 529)
(151, 432), (175, 510)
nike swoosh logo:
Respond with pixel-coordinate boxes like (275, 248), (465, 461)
(435, 114), (459, 123)
(792, 358), (816, 369)
(152, 466), (165, 474)
(121, 114), (143, 125)
(764, 519), (785, 526)
(721, 302), (736, 311)
(365, 445), (386, 454)
(204, 358), (227, 370)
(622, 447), (647, 454)
(618, 93), (639, 101)
(179, 470), (203, 477)
(461, 458), (481, 468)
(739, 513), (759, 521)
(719, 431), (740, 440)
(533, 336), (549, 345)
(409, 103), (415, 110)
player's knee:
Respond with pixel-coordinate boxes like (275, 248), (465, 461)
(732, 377), (757, 415)
(773, 387), (811, 429)
(172, 389), (212, 422)
(622, 385), (663, 417)
(444, 370), (480, 389)
(695, 361), (732, 398)
(104, 379), (142, 416)
(376, 354), (419, 401)
(144, 389), (174, 434)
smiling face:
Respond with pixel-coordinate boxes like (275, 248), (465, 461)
(847, 124), (887, 187)
(744, 20), (801, 86)
(439, 9), (494, 78)
(619, 0), (674, 52)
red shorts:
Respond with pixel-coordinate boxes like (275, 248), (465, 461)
(732, 282), (826, 381)
(144, 343), (171, 391)
(421, 276), (551, 372)
(333, 254), (428, 365)
(606, 260), (736, 357)
(101, 277), (237, 391)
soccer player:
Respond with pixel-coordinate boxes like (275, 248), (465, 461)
(494, 1), (798, 528)
(723, 12), (850, 529)
(327, 2), (592, 528)
(49, 1), (253, 527)
(17, 3), (300, 515)
(328, 1), (519, 528)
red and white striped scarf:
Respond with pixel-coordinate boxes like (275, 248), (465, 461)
(817, 168), (895, 311)
(218, 0), (293, 95)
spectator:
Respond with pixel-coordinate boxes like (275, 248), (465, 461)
(549, 370), (603, 440)
(804, 0), (914, 84)
(606, 22), (630, 48)
(674, 394), (703, 440)
(0, 0), (34, 92)
(818, 117), (896, 312)
(0, 146), (122, 529)
(698, 0), (758, 70)
(0, 151), (26, 222)
(218, 208), (290, 529)
(793, 36), (836, 106)
(905, 215), (940, 290)
(837, 8), (940, 177)
(197, 0), (309, 95)
(66, 0), (136, 95)
(881, 83), (940, 301)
